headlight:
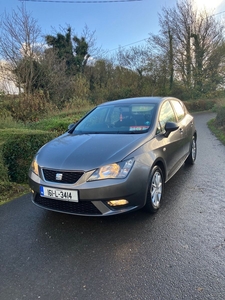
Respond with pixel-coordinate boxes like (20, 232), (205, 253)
(31, 158), (39, 176)
(88, 158), (134, 181)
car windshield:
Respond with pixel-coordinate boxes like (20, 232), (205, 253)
(73, 103), (156, 134)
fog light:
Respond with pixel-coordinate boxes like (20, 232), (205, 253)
(107, 199), (129, 207)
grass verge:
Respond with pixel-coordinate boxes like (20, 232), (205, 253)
(0, 182), (30, 205)
(208, 119), (225, 146)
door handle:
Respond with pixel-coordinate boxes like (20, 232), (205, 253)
(180, 128), (184, 134)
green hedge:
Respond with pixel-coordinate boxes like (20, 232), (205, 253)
(184, 99), (216, 112)
(0, 147), (9, 183)
(28, 117), (73, 133)
(2, 131), (58, 183)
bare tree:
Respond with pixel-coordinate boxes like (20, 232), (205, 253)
(190, 10), (225, 92)
(0, 4), (43, 95)
(150, 7), (175, 91)
(116, 45), (152, 94)
(117, 45), (150, 77)
(40, 49), (76, 107)
(149, 0), (225, 97)
(80, 24), (102, 59)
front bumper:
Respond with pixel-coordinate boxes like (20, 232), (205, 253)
(31, 192), (139, 216)
(28, 163), (148, 216)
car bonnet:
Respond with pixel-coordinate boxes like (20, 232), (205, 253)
(36, 132), (149, 171)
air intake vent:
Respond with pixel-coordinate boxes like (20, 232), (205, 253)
(34, 194), (101, 215)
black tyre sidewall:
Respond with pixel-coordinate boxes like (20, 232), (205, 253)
(185, 135), (197, 165)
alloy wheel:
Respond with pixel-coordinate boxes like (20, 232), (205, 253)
(150, 170), (163, 209)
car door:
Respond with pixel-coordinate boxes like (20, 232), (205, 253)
(157, 100), (185, 179)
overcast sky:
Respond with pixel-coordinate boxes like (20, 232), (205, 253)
(2, 0), (225, 54)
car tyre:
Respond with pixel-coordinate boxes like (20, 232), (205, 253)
(145, 165), (164, 213)
(185, 135), (197, 165)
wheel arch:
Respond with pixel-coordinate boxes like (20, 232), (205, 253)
(153, 159), (166, 183)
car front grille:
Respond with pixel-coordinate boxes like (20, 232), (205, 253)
(42, 169), (83, 184)
(34, 194), (102, 215)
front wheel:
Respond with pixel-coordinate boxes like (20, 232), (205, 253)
(145, 165), (164, 213)
(185, 135), (197, 165)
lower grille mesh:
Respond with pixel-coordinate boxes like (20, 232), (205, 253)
(34, 194), (101, 215)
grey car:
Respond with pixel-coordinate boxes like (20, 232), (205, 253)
(28, 97), (197, 216)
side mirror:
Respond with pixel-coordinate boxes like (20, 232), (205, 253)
(164, 121), (179, 137)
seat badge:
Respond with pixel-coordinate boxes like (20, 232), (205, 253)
(56, 173), (63, 181)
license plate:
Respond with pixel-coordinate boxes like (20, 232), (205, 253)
(40, 186), (78, 202)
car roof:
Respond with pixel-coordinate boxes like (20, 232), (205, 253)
(99, 97), (178, 107)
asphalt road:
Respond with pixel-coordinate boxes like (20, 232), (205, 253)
(1, 112), (225, 300)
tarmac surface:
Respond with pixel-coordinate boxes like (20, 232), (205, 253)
(1, 112), (225, 300)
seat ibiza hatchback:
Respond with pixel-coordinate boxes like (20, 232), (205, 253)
(28, 97), (197, 216)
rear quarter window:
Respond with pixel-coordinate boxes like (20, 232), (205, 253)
(171, 100), (185, 121)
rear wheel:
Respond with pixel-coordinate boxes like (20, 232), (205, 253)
(185, 135), (197, 165)
(145, 165), (164, 213)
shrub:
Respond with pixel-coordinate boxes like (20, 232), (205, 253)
(215, 106), (225, 127)
(0, 146), (9, 182)
(2, 131), (58, 183)
(8, 92), (56, 123)
(184, 99), (216, 112)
